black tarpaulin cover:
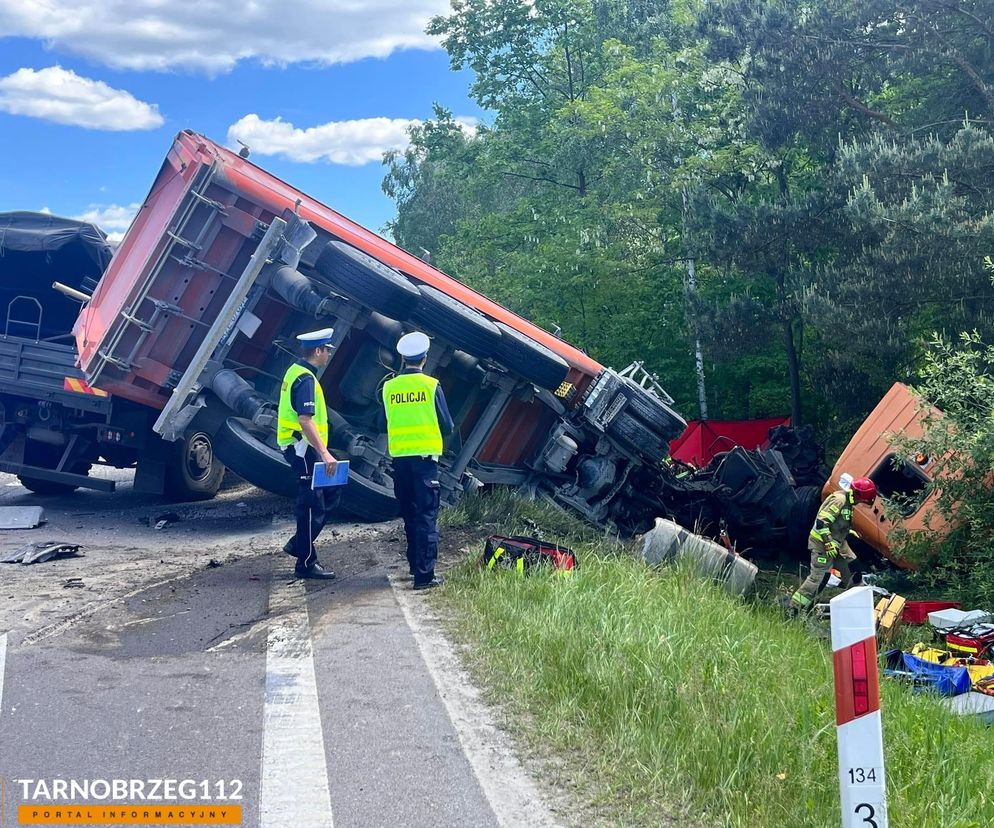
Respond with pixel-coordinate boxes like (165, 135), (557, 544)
(0, 211), (112, 339)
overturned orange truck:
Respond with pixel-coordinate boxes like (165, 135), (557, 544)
(74, 130), (821, 549)
(825, 382), (947, 569)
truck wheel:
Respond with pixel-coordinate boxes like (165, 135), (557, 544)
(17, 440), (90, 495)
(411, 284), (502, 358)
(622, 380), (687, 441)
(315, 241), (421, 321)
(340, 472), (399, 522)
(786, 485), (822, 559)
(492, 321), (569, 390)
(212, 418), (297, 498)
(608, 412), (668, 464)
(163, 431), (225, 502)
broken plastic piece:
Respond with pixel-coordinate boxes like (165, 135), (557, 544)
(0, 506), (45, 530)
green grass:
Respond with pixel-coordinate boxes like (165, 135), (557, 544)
(437, 492), (994, 827)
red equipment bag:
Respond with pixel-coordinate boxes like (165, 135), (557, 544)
(944, 630), (994, 658)
(482, 535), (577, 574)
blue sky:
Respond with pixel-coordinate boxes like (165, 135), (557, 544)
(0, 2), (482, 240)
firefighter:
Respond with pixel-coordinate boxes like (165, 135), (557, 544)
(382, 332), (454, 590)
(277, 328), (339, 579)
(789, 476), (878, 613)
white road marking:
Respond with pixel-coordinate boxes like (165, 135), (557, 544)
(390, 578), (562, 828)
(259, 578), (334, 828)
(0, 632), (7, 714)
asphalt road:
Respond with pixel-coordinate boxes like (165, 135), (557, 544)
(0, 471), (562, 828)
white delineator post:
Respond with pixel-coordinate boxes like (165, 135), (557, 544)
(830, 586), (888, 828)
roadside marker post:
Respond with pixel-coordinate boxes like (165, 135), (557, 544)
(830, 586), (888, 828)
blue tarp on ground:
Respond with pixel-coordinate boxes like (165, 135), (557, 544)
(888, 651), (973, 696)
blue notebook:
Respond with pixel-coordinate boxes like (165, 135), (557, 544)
(311, 459), (350, 489)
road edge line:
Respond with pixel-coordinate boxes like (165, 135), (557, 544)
(390, 577), (562, 828)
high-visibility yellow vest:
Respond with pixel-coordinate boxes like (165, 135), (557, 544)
(383, 372), (443, 457)
(277, 362), (329, 448)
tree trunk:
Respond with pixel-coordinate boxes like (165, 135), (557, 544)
(782, 316), (803, 426)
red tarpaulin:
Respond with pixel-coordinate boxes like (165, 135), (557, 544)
(669, 417), (791, 467)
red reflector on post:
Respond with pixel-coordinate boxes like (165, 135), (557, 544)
(851, 641), (869, 715)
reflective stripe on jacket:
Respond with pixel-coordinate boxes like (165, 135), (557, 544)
(809, 489), (854, 556)
(277, 362), (329, 448)
(383, 373), (443, 457)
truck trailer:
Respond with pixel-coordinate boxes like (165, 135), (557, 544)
(73, 130), (820, 550)
(0, 211), (225, 500)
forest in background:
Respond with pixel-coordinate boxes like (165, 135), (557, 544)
(380, 0), (994, 454)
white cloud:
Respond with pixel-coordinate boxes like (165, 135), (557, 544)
(73, 202), (141, 242)
(0, 0), (449, 72)
(228, 113), (479, 166)
(0, 66), (163, 130)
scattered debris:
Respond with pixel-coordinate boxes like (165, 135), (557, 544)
(0, 505), (45, 530)
(904, 600), (960, 624)
(942, 692), (994, 725)
(1, 540), (83, 564)
(207, 558), (222, 568)
(874, 594), (906, 644)
(152, 511), (181, 531)
(63, 578), (85, 589)
(641, 517), (758, 596)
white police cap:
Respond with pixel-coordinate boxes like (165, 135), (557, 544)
(296, 327), (335, 348)
(397, 331), (430, 361)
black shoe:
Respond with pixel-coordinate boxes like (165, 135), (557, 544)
(413, 576), (444, 591)
(283, 540), (298, 558)
(296, 563), (336, 580)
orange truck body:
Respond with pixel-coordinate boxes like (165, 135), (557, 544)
(825, 382), (945, 568)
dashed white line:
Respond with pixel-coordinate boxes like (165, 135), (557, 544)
(390, 578), (562, 828)
(259, 579), (334, 828)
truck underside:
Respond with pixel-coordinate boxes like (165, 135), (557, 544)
(71, 135), (825, 555)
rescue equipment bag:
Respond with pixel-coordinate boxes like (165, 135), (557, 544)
(482, 535), (577, 574)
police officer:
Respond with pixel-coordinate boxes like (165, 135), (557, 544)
(277, 328), (339, 579)
(789, 476), (878, 613)
(382, 332), (454, 590)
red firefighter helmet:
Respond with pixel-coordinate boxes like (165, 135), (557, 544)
(850, 476), (877, 505)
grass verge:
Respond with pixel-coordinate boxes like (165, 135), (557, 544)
(437, 492), (993, 827)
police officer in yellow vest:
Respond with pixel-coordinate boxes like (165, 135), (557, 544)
(278, 328), (339, 579)
(382, 332), (454, 590)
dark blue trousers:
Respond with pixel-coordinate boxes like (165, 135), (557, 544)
(283, 445), (340, 568)
(392, 456), (440, 586)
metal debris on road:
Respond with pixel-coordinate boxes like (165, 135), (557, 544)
(0, 506), (45, 530)
(1, 540), (84, 565)
(63, 577), (85, 589)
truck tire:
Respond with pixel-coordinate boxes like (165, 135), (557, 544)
(608, 412), (668, 464)
(786, 485), (822, 559)
(213, 417), (400, 520)
(17, 440), (91, 495)
(492, 321), (569, 390)
(315, 241), (421, 321)
(340, 472), (399, 522)
(622, 380), (687, 441)
(410, 284), (502, 358)
(212, 418), (297, 498)
(163, 430), (225, 502)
